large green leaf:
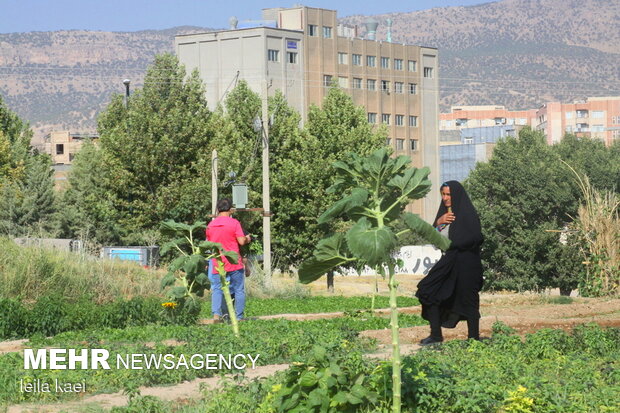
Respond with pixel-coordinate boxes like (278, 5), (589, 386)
(346, 218), (397, 267)
(160, 220), (192, 237)
(167, 255), (187, 272)
(160, 237), (189, 255)
(318, 187), (368, 224)
(183, 254), (206, 276)
(402, 212), (451, 251)
(298, 256), (354, 284)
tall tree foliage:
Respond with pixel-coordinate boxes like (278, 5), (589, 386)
(466, 128), (578, 292)
(63, 54), (214, 245)
(271, 87), (387, 266)
(0, 95), (56, 237)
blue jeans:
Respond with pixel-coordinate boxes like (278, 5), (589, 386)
(208, 261), (246, 319)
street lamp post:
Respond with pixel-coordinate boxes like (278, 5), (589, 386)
(123, 79), (131, 108)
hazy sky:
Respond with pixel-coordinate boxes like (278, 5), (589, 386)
(1, 0), (490, 33)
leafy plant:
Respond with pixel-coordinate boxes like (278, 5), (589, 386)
(159, 220), (241, 335)
(298, 148), (450, 413)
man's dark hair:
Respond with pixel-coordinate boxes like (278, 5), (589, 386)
(216, 198), (233, 212)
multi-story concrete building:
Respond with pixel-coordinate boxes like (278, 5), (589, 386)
(43, 131), (98, 187)
(536, 96), (620, 146)
(440, 98), (620, 146)
(440, 105), (537, 132)
(175, 5), (440, 219)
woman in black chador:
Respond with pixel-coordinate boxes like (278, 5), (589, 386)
(415, 180), (484, 345)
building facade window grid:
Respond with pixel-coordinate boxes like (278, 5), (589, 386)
(396, 115), (404, 126)
(423, 67), (434, 78)
(396, 139), (404, 150)
(368, 113), (377, 123)
(323, 26), (332, 38)
(382, 114), (391, 124)
(381, 80), (390, 93)
(352, 54), (361, 65)
(394, 59), (403, 70)
(408, 60), (417, 71)
(367, 55), (376, 67)
(408, 83), (417, 94)
(395, 82), (403, 93)
(409, 115), (418, 127)
(323, 75), (333, 87)
(308, 24), (318, 36)
(338, 76), (348, 88)
(287, 52), (297, 64)
(338, 52), (348, 65)
(381, 57), (390, 69)
(410, 139), (418, 151)
(353, 78), (362, 89)
(367, 79), (376, 91)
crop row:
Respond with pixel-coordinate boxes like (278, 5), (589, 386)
(0, 314), (426, 404)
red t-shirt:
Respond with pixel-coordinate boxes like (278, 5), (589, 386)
(206, 215), (245, 272)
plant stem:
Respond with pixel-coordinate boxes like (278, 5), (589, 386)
(216, 258), (239, 337)
(388, 263), (401, 413)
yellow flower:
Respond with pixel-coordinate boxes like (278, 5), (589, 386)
(161, 302), (178, 309)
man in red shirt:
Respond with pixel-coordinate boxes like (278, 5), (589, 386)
(206, 198), (251, 321)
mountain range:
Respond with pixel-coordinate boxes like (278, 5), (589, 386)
(0, 0), (618, 143)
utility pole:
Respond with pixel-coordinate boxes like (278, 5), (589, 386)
(211, 149), (218, 216)
(261, 80), (272, 278)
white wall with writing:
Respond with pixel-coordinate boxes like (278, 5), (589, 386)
(335, 245), (442, 276)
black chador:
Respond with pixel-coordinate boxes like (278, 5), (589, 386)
(416, 181), (484, 343)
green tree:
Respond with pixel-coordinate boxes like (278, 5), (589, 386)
(63, 54), (215, 245)
(466, 128), (579, 292)
(271, 87), (387, 266)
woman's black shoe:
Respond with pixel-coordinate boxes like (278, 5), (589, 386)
(419, 336), (443, 346)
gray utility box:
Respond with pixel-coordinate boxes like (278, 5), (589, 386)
(102, 246), (159, 267)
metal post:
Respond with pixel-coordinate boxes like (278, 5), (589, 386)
(123, 79), (131, 108)
(211, 149), (218, 216)
(261, 80), (272, 278)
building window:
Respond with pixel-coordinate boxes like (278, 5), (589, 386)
(338, 76), (348, 88)
(386, 138), (391, 146)
(409, 116), (418, 127)
(69, 153), (75, 162)
(394, 59), (403, 70)
(323, 75), (333, 87)
(611, 116), (620, 124)
(367, 79), (376, 91)
(353, 78), (362, 89)
(410, 139), (418, 151)
(566, 111), (574, 119)
(366, 55), (376, 67)
(495, 117), (506, 125)
(381, 57), (390, 69)
(323, 26), (332, 38)
(408, 60), (417, 72)
(287, 52), (297, 64)
(337, 52), (348, 65)
(394, 82), (403, 94)
(395, 115), (404, 126)
(56, 144), (64, 155)
(396, 139), (404, 150)
(308, 24), (318, 36)
(368, 113), (377, 123)
(267, 49), (279, 62)
(408, 83), (417, 94)
(456, 118), (467, 127)
(381, 80), (390, 93)
(613, 130), (620, 139)
(577, 110), (588, 118)
(382, 114), (391, 125)
(423, 67), (434, 78)
(592, 125), (605, 132)
(518, 118), (527, 125)
(352, 54), (362, 65)
(591, 111), (605, 119)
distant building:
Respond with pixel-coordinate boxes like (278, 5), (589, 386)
(43, 131), (98, 187)
(175, 5), (441, 220)
(440, 105), (537, 132)
(439, 125), (521, 183)
(440, 97), (620, 147)
(536, 96), (620, 146)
